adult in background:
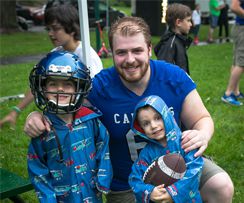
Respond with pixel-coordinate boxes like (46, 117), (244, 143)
(221, 0), (244, 106)
(0, 3), (103, 129)
(218, 0), (230, 42)
(24, 16), (234, 203)
(208, 0), (225, 43)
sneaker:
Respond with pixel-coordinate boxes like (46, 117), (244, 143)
(234, 92), (244, 99)
(221, 94), (243, 106)
(231, 92), (244, 100)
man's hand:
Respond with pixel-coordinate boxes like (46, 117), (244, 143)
(181, 129), (208, 157)
(181, 90), (214, 157)
(24, 111), (50, 138)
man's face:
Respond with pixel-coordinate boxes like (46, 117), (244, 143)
(112, 33), (152, 83)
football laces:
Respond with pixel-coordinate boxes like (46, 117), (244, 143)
(143, 161), (156, 181)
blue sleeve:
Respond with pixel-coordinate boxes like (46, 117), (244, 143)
(129, 149), (155, 203)
(166, 150), (203, 203)
(27, 138), (57, 203)
(94, 119), (113, 194)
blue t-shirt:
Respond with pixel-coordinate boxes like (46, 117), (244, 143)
(236, 1), (244, 25)
(88, 59), (196, 191)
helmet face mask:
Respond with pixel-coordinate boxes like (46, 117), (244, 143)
(30, 51), (91, 114)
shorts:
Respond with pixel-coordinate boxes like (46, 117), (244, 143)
(199, 157), (225, 189)
(106, 189), (135, 203)
(106, 157), (225, 202)
(209, 15), (219, 28)
(232, 25), (244, 67)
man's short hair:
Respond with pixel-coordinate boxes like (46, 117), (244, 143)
(108, 16), (151, 51)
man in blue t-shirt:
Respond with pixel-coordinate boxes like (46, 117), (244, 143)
(24, 16), (234, 203)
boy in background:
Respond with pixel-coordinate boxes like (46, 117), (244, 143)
(129, 95), (203, 203)
(27, 51), (112, 202)
(154, 3), (192, 75)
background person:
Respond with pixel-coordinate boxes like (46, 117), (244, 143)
(154, 3), (192, 75)
(208, 0), (225, 43)
(28, 51), (112, 202)
(129, 95), (203, 203)
(192, 3), (201, 45)
(218, 0), (230, 42)
(0, 3), (103, 129)
(24, 16), (234, 203)
(221, 0), (244, 106)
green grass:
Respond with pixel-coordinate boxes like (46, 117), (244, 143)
(0, 25), (243, 202)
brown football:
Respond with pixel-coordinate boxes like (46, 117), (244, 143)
(143, 153), (186, 187)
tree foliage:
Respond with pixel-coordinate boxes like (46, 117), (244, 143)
(0, 0), (18, 33)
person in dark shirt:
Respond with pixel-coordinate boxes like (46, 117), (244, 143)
(154, 3), (192, 75)
(218, 0), (230, 42)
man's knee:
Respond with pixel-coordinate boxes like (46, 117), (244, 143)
(201, 172), (234, 202)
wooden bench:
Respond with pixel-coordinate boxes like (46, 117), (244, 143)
(0, 168), (33, 202)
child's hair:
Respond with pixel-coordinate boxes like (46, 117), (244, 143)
(195, 3), (200, 9)
(136, 105), (151, 125)
(44, 4), (80, 40)
(109, 16), (151, 51)
(166, 3), (192, 29)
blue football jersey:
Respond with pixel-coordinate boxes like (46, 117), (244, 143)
(88, 59), (196, 191)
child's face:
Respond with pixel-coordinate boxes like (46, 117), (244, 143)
(137, 107), (166, 141)
(46, 20), (74, 48)
(176, 16), (192, 35)
(45, 78), (76, 105)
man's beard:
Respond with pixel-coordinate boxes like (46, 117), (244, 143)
(118, 61), (149, 83)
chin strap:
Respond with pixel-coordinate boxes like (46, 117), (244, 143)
(43, 115), (64, 163)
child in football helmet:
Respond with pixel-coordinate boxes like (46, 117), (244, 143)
(27, 51), (112, 202)
(29, 51), (91, 114)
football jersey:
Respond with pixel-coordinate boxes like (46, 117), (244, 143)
(88, 59), (196, 191)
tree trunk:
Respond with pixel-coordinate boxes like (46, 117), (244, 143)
(0, 0), (18, 33)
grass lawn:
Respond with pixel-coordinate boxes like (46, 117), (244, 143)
(0, 24), (243, 202)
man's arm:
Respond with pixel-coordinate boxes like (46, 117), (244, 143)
(180, 89), (214, 157)
(231, 0), (244, 17)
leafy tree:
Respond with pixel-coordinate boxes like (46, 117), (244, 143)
(0, 0), (18, 33)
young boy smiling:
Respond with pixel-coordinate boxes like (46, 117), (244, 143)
(129, 95), (203, 203)
(27, 51), (112, 202)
